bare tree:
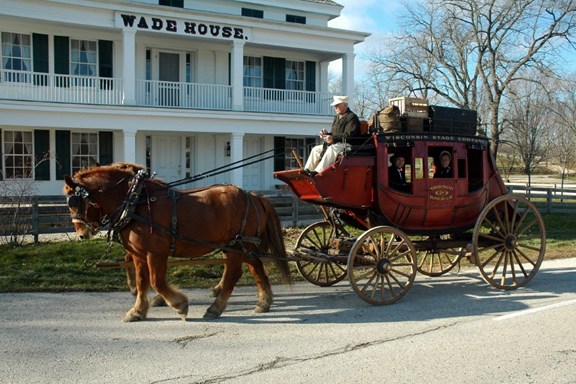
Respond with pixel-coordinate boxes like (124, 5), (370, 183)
(367, 0), (576, 157)
(500, 78), (553, 186)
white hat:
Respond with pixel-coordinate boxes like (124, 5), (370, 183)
(330, 95), (349, 106)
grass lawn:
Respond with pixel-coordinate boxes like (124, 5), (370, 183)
(0, 213), (573, 293)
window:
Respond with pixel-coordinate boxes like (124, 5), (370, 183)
(284, 138), (306, 169)
(159, 0), (183, 7)
(244, 56), (262, 87)
(71, 39), (97, 86)
(71, 132), (98, 174)
(242, 8), (263, 18)
(1, 32), (32, 82)
(286, 15), (306, 24)
(3, 130), (33, 179)
(285, 60), (304, 91)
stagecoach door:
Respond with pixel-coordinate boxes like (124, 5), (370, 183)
(154, 135), (182, 182)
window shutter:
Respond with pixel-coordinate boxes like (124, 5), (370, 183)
(305, 61), (315, 91)
(98, 131), (113, 165)
(54, 36), (69, 74)
(34, 130), (50, 181)
(33, 34), (49, 86)
(98, 40), (114, 90)
(273, 136), (285, 172)
(55, 130), (71, 179)
(263, 56), (285, 89)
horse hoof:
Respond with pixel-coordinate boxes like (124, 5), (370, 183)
(203, 307), (222, 320)
(150, 295), (167, 307)
(254, 305), (270, 313)
(123, 314), (144, 322)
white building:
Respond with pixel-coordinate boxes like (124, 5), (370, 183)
(0, 0), (368, 195)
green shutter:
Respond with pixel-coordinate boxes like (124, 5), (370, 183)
(273, 136), (285, 172)
(263, 56), (274, 89)
(98, 131), (113, 165)
(98, 40), (114, 90)
(274, 57), (285, 90)
(34, 130), (50, 181)
(54, 36), (69, 74)
(33, 34), (49, 86)
(55, 130), (71, 179)
(305, 61), (315, 91)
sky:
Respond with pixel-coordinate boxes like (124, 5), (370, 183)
(326, 0), (407, 80)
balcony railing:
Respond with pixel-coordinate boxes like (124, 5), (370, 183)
(0, 69), (123, 105)
(0, 69), (333, 115)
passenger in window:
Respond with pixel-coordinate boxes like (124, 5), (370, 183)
(434, 150), (453, 178)
(303, 95), (360, 176)
(389, 155), (410, 192)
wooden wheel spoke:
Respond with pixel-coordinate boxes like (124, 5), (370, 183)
(515, 217), (539, 237)
(511, 250), (530, 278)
(388, 267), (412, 280)
(514, 247), (538, 267)
(491, 205), (509, 235)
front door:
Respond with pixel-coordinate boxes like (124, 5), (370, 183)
(159, 52), (179, 106)
(154, 136), (182, 182)
(243, 137), (263, 190)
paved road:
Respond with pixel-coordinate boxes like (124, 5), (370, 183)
(1, 258), (575, 384)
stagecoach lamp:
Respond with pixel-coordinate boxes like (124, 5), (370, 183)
(225, 142), (231, 157)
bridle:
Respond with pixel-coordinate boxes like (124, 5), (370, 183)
(66, 183), (106, 234)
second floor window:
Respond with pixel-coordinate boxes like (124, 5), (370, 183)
(285, 60), (304, 91)
(1, 32), (31, 82)
(243, 56), (262, 87)
(71, 39), (97, 78)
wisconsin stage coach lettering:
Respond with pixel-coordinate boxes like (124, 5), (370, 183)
(117, 13), (249, 41)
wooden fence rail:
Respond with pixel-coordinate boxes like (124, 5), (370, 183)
(1, 184), (574, 243)
(0, 192), (324, 243)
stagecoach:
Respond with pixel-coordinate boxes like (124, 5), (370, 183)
(274, 101), (546, 305)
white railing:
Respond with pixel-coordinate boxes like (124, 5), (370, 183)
(0, 69), (123, 105)
(135, 80), (232, 110)
(0, 69), (333, 115)
(244, 87), (334, 115)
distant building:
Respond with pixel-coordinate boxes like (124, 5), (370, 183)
(0, 0), (368, 195)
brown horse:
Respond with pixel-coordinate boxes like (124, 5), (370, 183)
(64, 163), (291, 322)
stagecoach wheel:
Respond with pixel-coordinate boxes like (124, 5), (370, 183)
(472, 195), (545, 290)
(347, 226), (417, 305)
(294, 221), (349, 287)
(415, 236), (463, 277)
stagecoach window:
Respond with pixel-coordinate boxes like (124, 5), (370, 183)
(71, 132), (98, 174)
(3, 130), (33, 179)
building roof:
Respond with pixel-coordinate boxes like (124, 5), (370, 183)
(301, 0), (343, 6)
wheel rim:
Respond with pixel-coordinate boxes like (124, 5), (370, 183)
(295, 221), (348, 286)
(347, 226), (417, 305)
(473, 195), (546, 290)
(415, 235), (462, 277)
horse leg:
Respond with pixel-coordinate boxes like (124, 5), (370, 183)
(123, 256), (150, 322)
(245, 258), (273, 313)
(124, 252), (137, 296)
(204, 253), (243, 319)
(147, 253), (188, 321)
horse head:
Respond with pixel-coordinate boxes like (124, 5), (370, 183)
(63, 163), (144, 239)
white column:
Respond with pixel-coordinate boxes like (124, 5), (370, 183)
(319, 61), (330, 93)
(230, 132), (244, 186)
(230, 40), (245, 111)
(342, 53), (355, 108)
(122, 29), (137, 105)
(123, 128), (137, 163)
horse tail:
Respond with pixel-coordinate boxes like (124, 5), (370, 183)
(254, 194), (292, 285)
